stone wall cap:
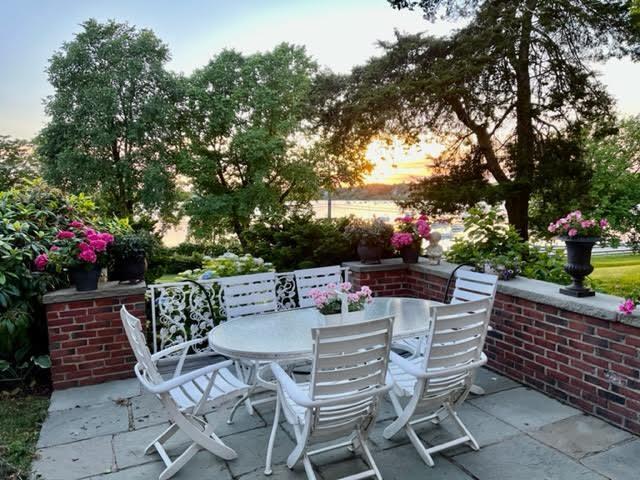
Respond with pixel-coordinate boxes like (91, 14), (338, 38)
(343, 258), (412, 272)
(43, 281), (147, 304)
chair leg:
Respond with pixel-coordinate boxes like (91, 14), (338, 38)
(405, 424), (435, 467)
(158, 442), (200, 480)
(358, 431), (383, 480)
(145, 423), (179, 455)
(448, 405), (480, 450)
(264, 394), (281, 476)
(302, 454), (318, 480)
(470, 384), (486, 395)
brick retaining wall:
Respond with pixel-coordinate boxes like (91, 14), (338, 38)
(44, 282), (146, 390)
(346, 259), (640, 435)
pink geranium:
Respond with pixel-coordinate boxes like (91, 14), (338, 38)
(90, 239), (107, 252)
(69, 220), (84, 229)
(619, 299), (636, 315)
(548, 211), (608, 239)
(99, 233), (114, 244)
(34, 253), (48, 271)
(391, 232), (414, 248)
(568, 228), (578, 237)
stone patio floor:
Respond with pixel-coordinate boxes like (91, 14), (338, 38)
(32, 368), (640, 480)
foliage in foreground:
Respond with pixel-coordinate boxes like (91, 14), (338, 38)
(446, 206), (570, 285)
(0, 393), (49, 480)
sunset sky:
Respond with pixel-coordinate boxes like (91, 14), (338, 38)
(1, 0), (638, 184)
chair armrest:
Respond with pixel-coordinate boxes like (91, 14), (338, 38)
(271, 362), (315, 407)
(136, 359), (234, 394)
(271, 362), (393, 409)
(151, 337), (207, 361)
(389, 351), (427, 378)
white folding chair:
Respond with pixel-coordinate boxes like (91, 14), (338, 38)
(384, 298), (492, 467)
(265, 316), (395, 480)
(294, 265), (344, 308)
(120, 306), (249, 480)
(218, 272), (278, 421)
(393, 269), (497, 359)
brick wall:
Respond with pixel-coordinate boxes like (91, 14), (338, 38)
(44, 282), (146, 390)
(347, 260), (640, 436)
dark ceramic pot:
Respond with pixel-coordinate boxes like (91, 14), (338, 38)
(71, 265), (102, 292)
(400, 243), (420, 264)
(559, 237), (598, 297)
(357, 243), (383, 265)
(117, 256), (146, 284)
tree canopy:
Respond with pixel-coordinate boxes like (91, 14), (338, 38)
(0, 136), (37, 191)
(38, 19), (183, 222)
(316, 0), (640, 238)
(180, 44), (370, 246)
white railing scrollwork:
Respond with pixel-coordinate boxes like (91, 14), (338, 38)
(147, 267), (349, 354)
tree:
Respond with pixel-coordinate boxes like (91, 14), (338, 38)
(317, 1), (639, 238)
(38, 19), (183, 222)
(180, 44), (370, 247)
(0, 136), (37, 191)
(584, 116), (640, 249)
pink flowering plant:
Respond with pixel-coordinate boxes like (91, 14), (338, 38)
(390, 214), (431, 250)
(309, 282), (373, 315)
(548, 211), (608, 239)
(37, 221), (114, 271)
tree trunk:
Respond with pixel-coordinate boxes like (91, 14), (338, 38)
(505, 191), (530, 240)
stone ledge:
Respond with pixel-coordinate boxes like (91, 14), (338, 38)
(43, 281), (146, 304)
(345, 259), (640, 325)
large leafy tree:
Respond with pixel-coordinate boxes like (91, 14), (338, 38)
(38, 19), (183, 222)
(181, 44), (369, 247)
(317, 0), (639, 238)
(0, 136), (37, 191)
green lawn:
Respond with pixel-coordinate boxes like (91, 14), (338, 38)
(0, 393), (49, 479)
(591, 254), (640, 298)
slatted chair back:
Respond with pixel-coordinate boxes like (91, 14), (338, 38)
(308, 316), (393, 439)
(419, 298), (492, 402)
(121, 307), (163, 386)
(294, 266), (343, 308)
(219, 272), (277, 321)
(451, 269), (498, 306)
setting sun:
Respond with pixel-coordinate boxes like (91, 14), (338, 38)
(364, 137), (445, 184)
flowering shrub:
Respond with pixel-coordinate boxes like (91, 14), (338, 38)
(178, 252), (274, 280)
(390, 214), (431, 250)
(310, 282), (372, 315)
(548, 211), (608, 238)
(40, 222), (114, 271)
(619, 298), (637, 315)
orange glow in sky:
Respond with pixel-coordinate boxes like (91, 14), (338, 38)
(364, 137), (445, 184)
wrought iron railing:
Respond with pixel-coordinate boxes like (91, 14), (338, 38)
(147, 267), (349, 354)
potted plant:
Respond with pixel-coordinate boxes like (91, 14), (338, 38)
(110, 232), (153, 284)
(40, 221), (114, 291)
(345, 218), (393, 264)
(548, 211), (608, 297)
(309, 282), (372, 322)
(391, 214), (431, 263)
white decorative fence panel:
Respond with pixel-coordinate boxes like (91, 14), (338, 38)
(147, 268), (348, 354)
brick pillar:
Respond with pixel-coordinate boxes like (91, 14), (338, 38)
(43, 281), (146, 390)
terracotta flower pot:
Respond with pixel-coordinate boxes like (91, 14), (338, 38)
(559, 237), (598, 297)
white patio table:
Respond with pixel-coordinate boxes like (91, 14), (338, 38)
(208, 297), (440, 362)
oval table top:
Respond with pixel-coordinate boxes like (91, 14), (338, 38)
(208, 297), (439, 361)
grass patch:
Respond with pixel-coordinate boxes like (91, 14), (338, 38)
(155, 273), (182, 283)
(590, 254), (640, 298)
(0, 394), (49, 480)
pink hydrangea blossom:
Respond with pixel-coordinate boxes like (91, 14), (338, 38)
(78, 249), (97, 263)
(34, 253), (48, 271)
(99, 233), (114, 244)
(548, 223), (557, 233)
(78, 242), (92, 251)
(90, 239), (107, 252)
(84, 228), (96, 236)
(56, 230), (75, 239)
(619, 299), (636, 315)
(416, 219), (431, 238)
(568, 228), (578, 237)
(69, 220), (84, 229)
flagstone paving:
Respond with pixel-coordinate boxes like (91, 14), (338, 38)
(32, 368), (639, 479)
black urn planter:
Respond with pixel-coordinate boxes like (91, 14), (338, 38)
(71, 265), (102, 292)
(357, 243), (383, 265)
(116, 256), (146, 284)
(559, 237), (598, 298)
(400, 243), (420, 264)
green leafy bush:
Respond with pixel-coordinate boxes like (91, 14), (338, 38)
(344, 218), (394, 249)
(177, 253), (274, 280)
(446, 205), (570, 284)
(243, 215), (359, 271)
(0, 181), (97, 376)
